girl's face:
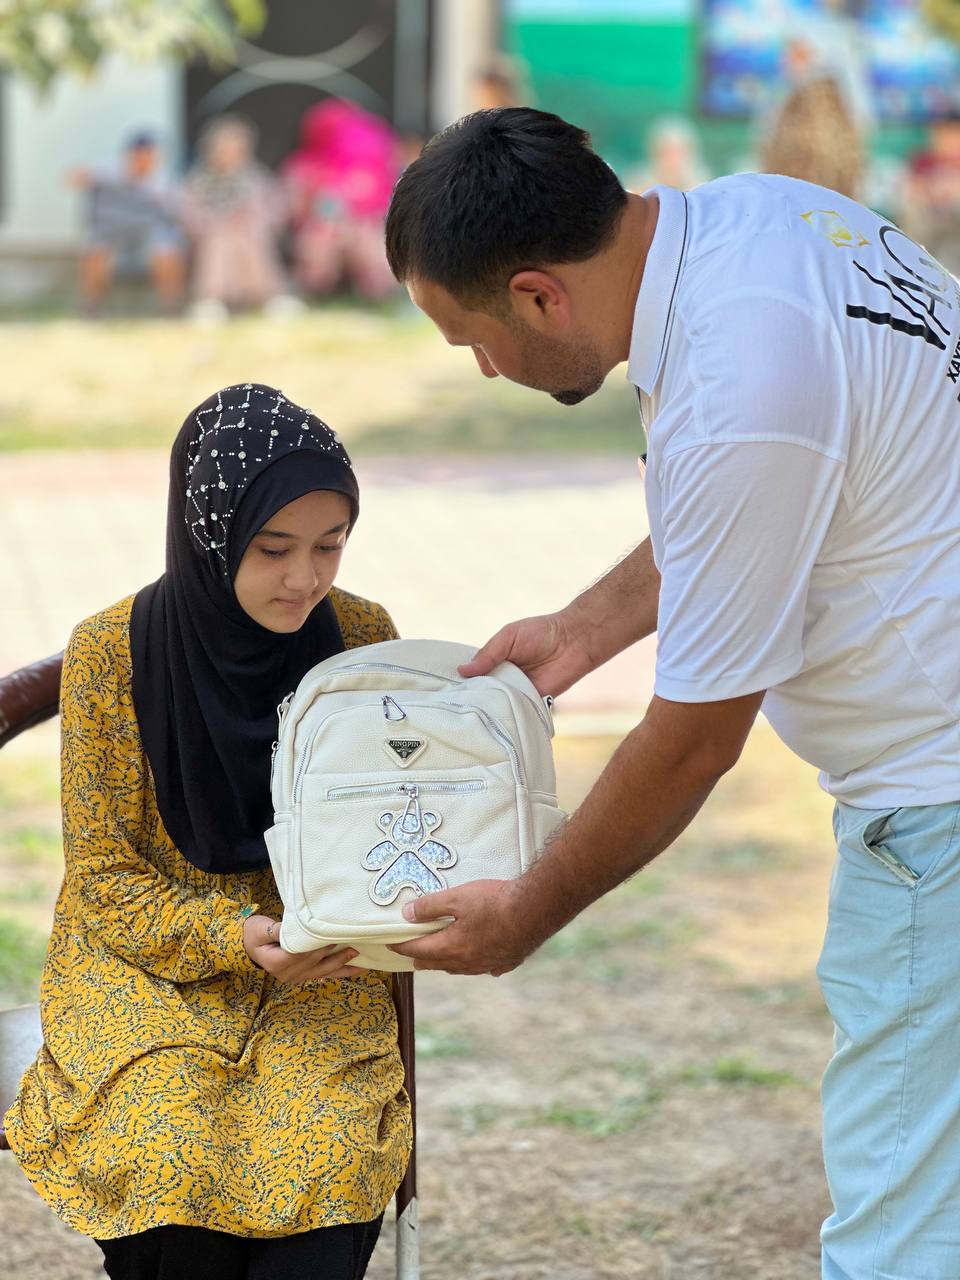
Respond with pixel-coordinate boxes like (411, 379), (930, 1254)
(207, 125), (253, 174)
(233, 490), (352, 633)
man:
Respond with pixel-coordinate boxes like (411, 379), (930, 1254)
(385, 107), (960, 1279)
(68, 131), (185, 314)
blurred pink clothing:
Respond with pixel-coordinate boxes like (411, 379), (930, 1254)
(283, 100), (400, 298)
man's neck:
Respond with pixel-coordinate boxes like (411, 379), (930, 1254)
(607, 192), (660, 365)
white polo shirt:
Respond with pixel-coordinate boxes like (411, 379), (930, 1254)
(630, 176), (960, 807)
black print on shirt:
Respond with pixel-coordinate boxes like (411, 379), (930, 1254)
(947, 337), (960, 385)
(846, 225), (954, 353)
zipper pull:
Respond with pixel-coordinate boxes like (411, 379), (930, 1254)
(382, 695), (407, 721)
(276, 692), (293, 734)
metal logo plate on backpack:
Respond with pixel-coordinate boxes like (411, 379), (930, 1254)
(363, 785), (457, 904)
(382, 737), (427, 768)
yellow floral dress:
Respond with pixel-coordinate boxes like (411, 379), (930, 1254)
(4, 589), (411, 1240)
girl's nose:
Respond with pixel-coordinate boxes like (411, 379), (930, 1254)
(283, 555), (318, 595)
(472, 346), (499, 379)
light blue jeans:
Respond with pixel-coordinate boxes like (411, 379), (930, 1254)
(818, 800), (960, 1280)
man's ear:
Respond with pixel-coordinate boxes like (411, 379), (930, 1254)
(507, 270), (571, 331)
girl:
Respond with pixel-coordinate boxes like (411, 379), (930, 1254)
(180, 117), (294, 320)
(281, 100), (399, 301)
(4, 384), (411, 1278)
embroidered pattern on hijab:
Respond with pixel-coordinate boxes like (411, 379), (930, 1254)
(130, 383), (360, 875)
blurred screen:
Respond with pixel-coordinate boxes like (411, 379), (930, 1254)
(700, 0), (960, 122)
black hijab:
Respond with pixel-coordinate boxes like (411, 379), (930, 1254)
(130, 383), (359, 874)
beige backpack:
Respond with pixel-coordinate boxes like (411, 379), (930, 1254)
(264, 639), (565, 971)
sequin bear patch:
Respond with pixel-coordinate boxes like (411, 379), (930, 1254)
(362, 787), (457, 905)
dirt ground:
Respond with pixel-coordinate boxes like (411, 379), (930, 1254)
(0, 725), (836, 1279)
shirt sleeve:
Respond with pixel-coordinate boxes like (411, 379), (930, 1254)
(653, 439), (845, 702)
(60, 620), (259, 983)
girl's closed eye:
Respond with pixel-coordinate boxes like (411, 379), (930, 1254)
(260, 541), (342, 559)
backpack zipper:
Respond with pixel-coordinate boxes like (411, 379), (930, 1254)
(270, 692), (296, 791)
(340, 661), (553, 737)
(327, 780), (485, 800)
(291, 694), (525, 802)
(436, 700), (525, 787)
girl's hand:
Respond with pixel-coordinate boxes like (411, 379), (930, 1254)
(242, 914), (365, 983)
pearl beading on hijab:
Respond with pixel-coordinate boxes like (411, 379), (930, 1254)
(183, 383), (351, 574)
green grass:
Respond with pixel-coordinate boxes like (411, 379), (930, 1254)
(0, 822), (62, 867)
(0, 759), (60, 810)
(0, 914), (48, 1004)
(354, 375), (640, 456)
(0, 308), (643, 455)
(530, 1090), (663, 1138)
(415, 1022), (477, 1061)
(679, 1055), (804, 1089)
(452, 1102), (503, 1135)
(536, 911), (699, 963)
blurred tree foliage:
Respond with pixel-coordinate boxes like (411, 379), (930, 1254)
(0, 0), (265, 89)
(924, 0), (960, 45)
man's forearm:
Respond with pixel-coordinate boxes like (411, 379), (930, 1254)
(514, 691), (763, 944)
(564, 535), (659, 669)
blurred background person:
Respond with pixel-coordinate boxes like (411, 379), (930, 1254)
(180, 114), (296, 322)
(628, 116), (710, 193)
(281, 100), (400, 301)
(67, 131), (185, 316)
(470, 54), (531, 110)
(758, 34), (866, 200)
(902, 112), (960, 274)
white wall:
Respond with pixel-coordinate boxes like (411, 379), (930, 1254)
(0, 57), (182, 249)
(430, 0), (499, 129)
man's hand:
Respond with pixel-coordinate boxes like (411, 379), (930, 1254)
(389, 880), (537, 975)
(390, 691), (764, 977)
(459, 537), (661, 694)
(458, 611), (597, 697)
(243, 914), (365, 982)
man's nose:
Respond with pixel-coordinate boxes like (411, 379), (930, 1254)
(472, 347), (499, 379)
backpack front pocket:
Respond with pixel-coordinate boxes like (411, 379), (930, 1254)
(293, 765), (521, 935)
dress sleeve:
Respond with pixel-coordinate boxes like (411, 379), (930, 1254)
(329, 588), (400, 647)
(371, 604), (399, 642)
(60, 618), (259, 983)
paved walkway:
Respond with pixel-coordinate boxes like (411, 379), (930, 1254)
(0, 451), (656, 728)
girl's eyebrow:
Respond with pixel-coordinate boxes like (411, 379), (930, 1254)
(256, 520), (349, 540)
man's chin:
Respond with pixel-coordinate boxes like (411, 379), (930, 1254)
(551, 386), (596, 406)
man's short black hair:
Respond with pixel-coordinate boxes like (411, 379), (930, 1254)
(386, 107), (628, 308)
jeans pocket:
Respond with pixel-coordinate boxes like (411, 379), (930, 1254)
(856, 809), (919, 887)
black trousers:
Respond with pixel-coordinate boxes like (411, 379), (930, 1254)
(95, 1215), (383, 1280)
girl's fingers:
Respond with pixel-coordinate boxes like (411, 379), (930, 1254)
(307, 949), (361, 977)
(261, 946), (365, 982)
(324, 962), (368, 979)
